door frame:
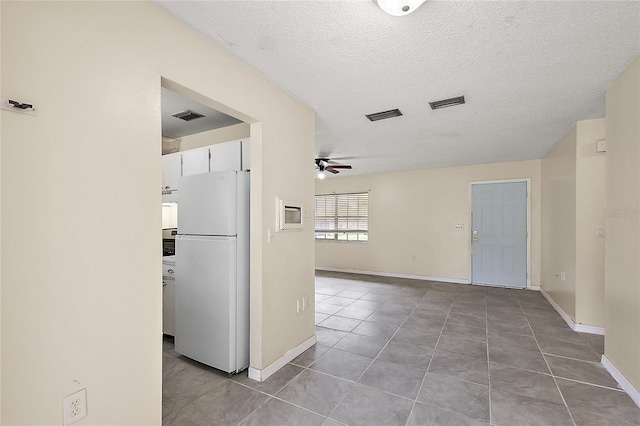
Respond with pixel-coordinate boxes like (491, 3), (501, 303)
(468, 178), (531, 289)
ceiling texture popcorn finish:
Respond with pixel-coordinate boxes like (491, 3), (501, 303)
(155, 1), (640, 176)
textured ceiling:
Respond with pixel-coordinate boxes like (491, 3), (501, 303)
(155, 0), (640, 176)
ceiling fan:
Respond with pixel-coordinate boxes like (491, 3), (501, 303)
(315, 158), (352, 178)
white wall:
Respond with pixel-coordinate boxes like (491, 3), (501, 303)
(316, 160), (541, 286)
(605, 56), (640, 391)
(0, 2), (315, 424)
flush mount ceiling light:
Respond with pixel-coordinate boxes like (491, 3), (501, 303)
(376, 0), (427, 16)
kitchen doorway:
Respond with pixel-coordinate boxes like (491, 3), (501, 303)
(470, 180), (529, 288)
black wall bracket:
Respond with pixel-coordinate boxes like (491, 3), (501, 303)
(1, 97), (37, 116)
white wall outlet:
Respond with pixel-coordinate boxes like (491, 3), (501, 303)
(63, 388), (87, 426)
(454, 224), (464, 231)
(302, 297), (307, 311)
(560, 271), (566, 281)
(596, 226), (605, 238)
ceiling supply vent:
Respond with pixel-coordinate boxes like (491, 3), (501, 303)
(366, 108), (403, 122)
(429, 96), (466, 110)
(171, 109), (205, 121)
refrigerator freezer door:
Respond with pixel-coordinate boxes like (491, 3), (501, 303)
(177, 170), (237, 236)
(175, 236), (238, 372)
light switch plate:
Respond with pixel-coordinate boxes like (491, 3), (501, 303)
(454, 224), (464, 231)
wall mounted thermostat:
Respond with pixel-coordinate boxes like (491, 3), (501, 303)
(276, 197), (304, 231)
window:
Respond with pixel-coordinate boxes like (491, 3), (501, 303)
(315, 192), (368, 242)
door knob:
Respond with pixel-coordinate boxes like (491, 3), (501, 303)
(473, 237), (479, 242)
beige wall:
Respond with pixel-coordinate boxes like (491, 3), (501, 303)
(179, 122), (250, 151)
(1, 2), (315, 425)
(541, 125), (578, 319)
(575, 119), (606, 326)
(316, 160), (541, 286)
(540, 119), (606, 327)
(605, 56), (640, 391)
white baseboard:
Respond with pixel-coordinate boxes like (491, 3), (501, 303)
(530, 285), (541, 291)
(315, 267), (470, 285)
(539, 287), (605, 335)
(248, 334), (317, 382)
(601, 355), (640, 408)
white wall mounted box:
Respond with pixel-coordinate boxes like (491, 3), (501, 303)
(277, 198), (304, 231)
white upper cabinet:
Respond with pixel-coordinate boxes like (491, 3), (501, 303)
(210, 139), (242, 172)
(162, 138), (249, 202)
(182, 147), (210, 176)
(162, 152), (182, 191)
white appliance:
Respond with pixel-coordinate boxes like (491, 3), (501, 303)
(174, 170), (250, 374)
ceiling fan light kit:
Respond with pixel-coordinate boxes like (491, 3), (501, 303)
(376, 0), (427, 16)
(315, 158), (353, 178)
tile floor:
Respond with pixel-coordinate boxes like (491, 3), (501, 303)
(163, 271), (640, 426)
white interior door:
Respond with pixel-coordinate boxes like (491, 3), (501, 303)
(471, 181), (527, 288)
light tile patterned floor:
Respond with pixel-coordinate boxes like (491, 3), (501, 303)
(163, 271), (640, 426)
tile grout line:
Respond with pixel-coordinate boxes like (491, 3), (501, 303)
(485, 292), (493, 426)
(322, 284), (409, 424)
(404, 285), (459, 426)
(520, 299), (578, 426)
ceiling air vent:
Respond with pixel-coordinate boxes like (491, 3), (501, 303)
(172, 109), (205, 121)
(429, 96), (466, 110)
(366, 108), (403, 122)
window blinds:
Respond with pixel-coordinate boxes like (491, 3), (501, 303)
(314, 192), (368, 241)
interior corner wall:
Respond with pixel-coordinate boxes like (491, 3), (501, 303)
(315, 160), (542, 286)
(605, 55), (640, 391)
(575, 119), (606, 326)
(1, 2), (315, 424)
(540, 119), (607, 328)
(541, 125), (578, 320)
(178, 122), (250, 151)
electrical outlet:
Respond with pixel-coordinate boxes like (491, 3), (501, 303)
(63, 388), (87, 426)
(302, 297), (307, 311)
(560, 271), (566, 281)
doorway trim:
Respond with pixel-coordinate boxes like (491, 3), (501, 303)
(468, 178), (531, 289)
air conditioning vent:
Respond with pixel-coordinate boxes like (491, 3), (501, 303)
(171, 110), (205, 121)
(366, 108), (403, 122)
(429, 96), (466, 110)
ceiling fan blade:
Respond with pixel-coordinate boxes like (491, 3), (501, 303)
(327, 164), (352, 169)
(325, 167), (340, 174)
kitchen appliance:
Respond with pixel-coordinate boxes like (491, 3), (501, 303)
(162, 228), (177, 256)
(174, 170), (249, 374)
(162, 256), (176, 336)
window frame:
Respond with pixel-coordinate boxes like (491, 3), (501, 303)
(314, 192), (369, 242)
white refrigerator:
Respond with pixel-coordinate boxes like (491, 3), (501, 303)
(174, 170), (250, 374)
